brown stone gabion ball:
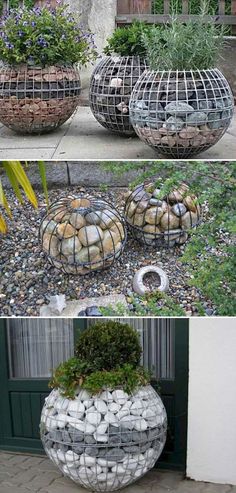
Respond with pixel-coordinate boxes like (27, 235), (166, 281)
(124, 182), (201, 247)
(40, 195), (127, 274)
(0, 64), (81, 134)
(129, 68), (234, 158)
(90, 56), (148, 136)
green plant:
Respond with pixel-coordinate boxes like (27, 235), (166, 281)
(0, 4), (97, 67)
(76, 321), (142, 371)
(143, 1), (226, 70)
(0, 161), (48, 233)
(102, 161), (236, 316)
(104, 20), (151, 56)
(80, 364), (151, 395)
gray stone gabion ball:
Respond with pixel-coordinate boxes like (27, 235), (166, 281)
(90, 56), (148, 136)
(124, 181), (201, 247)
(39, 194), (126, 275)
(129, 68), (234, 158)
(40, 385), (167, 492)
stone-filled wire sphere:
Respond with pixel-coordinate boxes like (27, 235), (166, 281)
(39, 195), (126, 275)
(124, 182), (201, 247)
(129, 68), (234, 158)
(40, 385), (167, 492)
(90, 56), (148, 136)
(0, 64), (81, 133)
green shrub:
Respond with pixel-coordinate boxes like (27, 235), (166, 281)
(143, 2), (226, 70)
(0, 4), (97, 67)
(76, 321), (142, 371)
(104, 21), (151, 56)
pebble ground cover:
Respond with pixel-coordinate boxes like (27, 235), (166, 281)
(0, 186), (219, 317)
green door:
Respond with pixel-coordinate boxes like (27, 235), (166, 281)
(0, 318), (188, 470)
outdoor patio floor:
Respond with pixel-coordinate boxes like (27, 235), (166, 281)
(0, 452), (236, 493)
(0, 107), (235, 160)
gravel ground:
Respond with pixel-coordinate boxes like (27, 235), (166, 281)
(0, 186), (216, 317)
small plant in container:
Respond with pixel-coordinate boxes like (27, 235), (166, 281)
(0, 4), (97, 134)
(129, 2), (234, 157)
(40, 321), (167, 492)
(89, 21), (150, 135)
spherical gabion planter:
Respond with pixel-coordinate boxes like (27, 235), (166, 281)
(39, 195), (126, 275)
(124, 182), (201, 247)
(129, 69), (234, 157)
(0, 64), (81, 134)
(40, 386), (167, 492)
(90, 56), (148, 136)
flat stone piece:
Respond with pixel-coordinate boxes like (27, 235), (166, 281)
(40, 294), (128, 317)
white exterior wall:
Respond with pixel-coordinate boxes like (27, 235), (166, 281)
(187, 318), (236, 485)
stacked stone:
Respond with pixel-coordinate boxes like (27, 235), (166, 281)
(0, 64), (81, 133)
(40, 195), (126, 275)
(130, 69), (234, 157)
(41, 386), (167, 492)
(90, 56), (148, 135)
(124, 182), (201, 247)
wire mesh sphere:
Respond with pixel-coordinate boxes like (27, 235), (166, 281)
(39, 194), (127, 275)
(124, 181), (201, 248)
(40, 385), (167, 492)
(90, 56), (148, 136)
(0, 64), (81, 134)
(129, 68), (234, 158)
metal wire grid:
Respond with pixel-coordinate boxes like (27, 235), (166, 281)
(129, 68), (234, 158)
(124, 181), (201, 247)
(0, 64), (81, 133)
(89, 56), (148, 136)
(39, 194), (127, 275)
(40, 385), (167, 492)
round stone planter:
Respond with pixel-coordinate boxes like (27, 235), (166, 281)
(90, 56), (148, 136)
(124, 181), (201, 247)
(39, 195), (126, 275)
(0, 64), (81, 134)
(129, 68), (234, 158)
(40, 385), (167, 492)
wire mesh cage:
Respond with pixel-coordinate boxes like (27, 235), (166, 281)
(129, 68), (234, 158)
(0, 64), (81, 134)
(124, 181), (201, 247)
(39, 194), (127, 275)
(89, 56), (148, 136)
(40, 385), (167, 492)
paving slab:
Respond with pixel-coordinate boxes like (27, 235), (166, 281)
(39, 293), (128, 317)
(0, 106), (235, 160)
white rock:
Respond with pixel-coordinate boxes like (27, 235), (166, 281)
(86, 410), (102, 426)
(78, 389), (91, 401)
(96, 422), (108, 435)
(71, 419), (95, 434)
(120, 415), (136, 430)
(109, 77), (123, 88)
(108, 402), (120, 413)
(65, 451), (80, 462)
(97, 458), (117, 468)
(99, 390), (113, 402)
(133, 453), (146, 465)
(79, 453), (96, 467)
(94, 399), (108, 414)
(130, 400), (144, 416)
(90, 465), (102, 475)
(67, 461), (80, 468)
(133, 388), (149, 400)
(56, 413), (68, 429)
(78, 466), (94, 478)
(123, 457), (139, 470)
(93, 432), (108, 442)
(67, 400), (85, 419)
(54, 396), (70, 412)
(116, 408), (129, 420)
(83, 399), (94, 409)
(112, 390), (129, 405)
(111, 464), (127, 474)
(145, 448), (155, 460)
(142, 408), (156, 420)
(104, 411), (118, 425)
(133, 418), (148, 431)
(57, 449), (66, 462)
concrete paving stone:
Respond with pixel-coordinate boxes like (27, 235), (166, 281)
(23, 471), (61, 491)
(0, 466), (22, 478)
(0, 120), (70, 149)
(0, 484), (34, 493)
(0, 149), (54, 159)
(174, 480), (232, 493)
(3, 467), (41, 485)
(7, 456), (29, 466)
(18, 457), (45, 469)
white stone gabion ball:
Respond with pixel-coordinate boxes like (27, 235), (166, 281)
(40, 385), (167, 492)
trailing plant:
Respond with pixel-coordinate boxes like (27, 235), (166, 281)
(143, 1), (226, 70)
(0, 161), (48, 233)
(49, 322), (151, 398)
(100, 293), (186, 317)
(0, 4), (97, 67)
(104, 20), (151, 56)
(75, 321), (142, 371)
(102, 161), (236, 316)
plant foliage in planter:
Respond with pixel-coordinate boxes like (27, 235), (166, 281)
(129, 1), (234, 158)
(0, 4), (97, 134)
(89, 21), (150, 135)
